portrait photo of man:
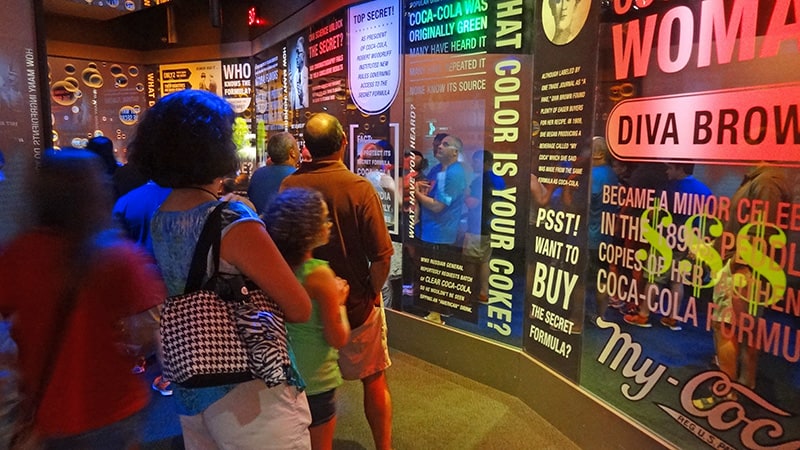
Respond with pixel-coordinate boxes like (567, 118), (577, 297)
(290, 36), (309, 109)
(542, 0), (589, 45)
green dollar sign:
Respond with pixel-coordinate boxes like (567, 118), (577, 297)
(680, 213), (724, 297)
(735, 218), (787, 316)
(635, 202), (673, 284)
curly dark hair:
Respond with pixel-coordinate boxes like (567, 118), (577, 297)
(303, 112), (344, 158)
(263, 187), (327, 268)
(127, 90), (238, 187)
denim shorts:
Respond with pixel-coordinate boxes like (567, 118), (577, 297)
(307, 389), (337, 427)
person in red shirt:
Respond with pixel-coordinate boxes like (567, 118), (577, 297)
(0, 149), (165, 448)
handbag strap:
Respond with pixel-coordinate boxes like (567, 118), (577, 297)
(184, 201), (228, 293)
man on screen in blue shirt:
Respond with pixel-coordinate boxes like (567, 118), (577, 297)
(416, 134), (467, 246)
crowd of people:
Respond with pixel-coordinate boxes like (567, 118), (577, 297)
(10, 86), (753, 448)
(574, 135), (792, 409)
(1, 75), (791, 447)
(0, 90), (394, 449)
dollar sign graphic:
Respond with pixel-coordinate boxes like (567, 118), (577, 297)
(636, 201), (673, 283)
(735, 213), (786, 316)
(680, 213), (724, 298)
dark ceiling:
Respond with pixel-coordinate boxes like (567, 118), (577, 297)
(42, 0), (314, 51)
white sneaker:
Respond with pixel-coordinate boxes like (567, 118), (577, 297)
(152, 375), (173, 396)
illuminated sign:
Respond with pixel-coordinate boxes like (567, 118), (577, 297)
(248, 6), (266, 27)
(606, 82), (800, 166)
(348, 0), (401, 114)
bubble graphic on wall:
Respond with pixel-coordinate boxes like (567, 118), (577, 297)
(82, 67), (104, 88)
(64, 77), (79, 90)
(51, 80), (80, 106)
(119, 105), (138, 125)
(50, 56), (149, 152)
(115, 75), (128, 88)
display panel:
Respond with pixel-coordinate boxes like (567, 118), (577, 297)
(401, 0), (533, 344)
(254, 46), (287, 136)
(0, 4), (44, 160)
(577, 1), (800, 447)
(350, 123), (401, 234)
(0, 0), (46, 242)
(523, 0), (600, 382)
(253, 46), (288, 163)
(49, 57), (148, 161)
(222, 58), (256, 176)
(307, 11), (347, 119)
(348, 0), (401, 115)
(253, 12), (349, 148)
(159, 60), (222, 97)
(347, 0), (403, 238)
(221, 58), (253, 119)
(287, 31), (311, 123)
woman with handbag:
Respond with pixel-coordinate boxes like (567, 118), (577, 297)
(264, 188), (351, 450)
(0, 149), (167, 449)
(128, 89), (313, 449)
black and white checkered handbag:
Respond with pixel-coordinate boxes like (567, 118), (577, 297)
(160, 202), (299, 388)
(161, 286), (295, 388)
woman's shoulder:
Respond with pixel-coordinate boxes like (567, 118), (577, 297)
(154, 200), (217, 222)
(220, 200), (261, 226)
(300, 259), (334, 286)
(154, 200), (258, 229)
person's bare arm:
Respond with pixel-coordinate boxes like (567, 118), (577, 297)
(221, 221), (312, 323)
(369, 258), (391, 296)
(416, 187), (445, 213)
(530, 174), (552, 206)
(465, 194), (480, 210)
(305, 266), (350, 348)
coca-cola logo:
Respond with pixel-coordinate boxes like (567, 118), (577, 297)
(672, 371), (799, 449)
(595, 319), (799, 448)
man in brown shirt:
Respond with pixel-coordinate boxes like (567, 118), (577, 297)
(282, 112), (394, 449)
